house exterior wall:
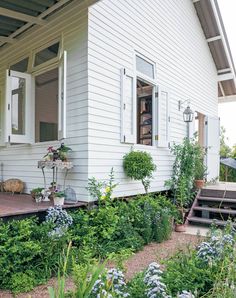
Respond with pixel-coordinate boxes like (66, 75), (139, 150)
(0, 1), (90, 199)
(87, 0), (219, 197)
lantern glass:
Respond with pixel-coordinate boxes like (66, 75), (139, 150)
(183, 106), (194, 123)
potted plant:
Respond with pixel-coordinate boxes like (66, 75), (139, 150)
(57, 143), (72, 162)
(31, 187), (44, 203)
(194, 144), (207, 189)
(194, 160), (207, 189)
(53, 190), (65, 206)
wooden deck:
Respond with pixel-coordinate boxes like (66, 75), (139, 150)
(0, 193), (87, 218)
(204, 182), (236, 191)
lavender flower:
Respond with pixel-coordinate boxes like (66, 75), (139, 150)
(144, 262), (170, 298)
(177, 290), (195, 298)
(92, 268), (129, 297)
(45, 206), (73, 237)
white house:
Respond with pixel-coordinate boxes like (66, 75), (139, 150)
(0, 0), (235, 201)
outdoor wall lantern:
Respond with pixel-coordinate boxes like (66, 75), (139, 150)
(178, 100), (194, 123)
(183, 106), (194, 123)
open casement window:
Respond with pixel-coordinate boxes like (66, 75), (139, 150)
(120, 68), (136, 143)
(5, 70), (33, 143)
(58, 51), (67, 140)
(155, 87), (170, 147)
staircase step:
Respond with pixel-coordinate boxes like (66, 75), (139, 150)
(194, 206), (236, 215)
(188, 216), (236, 227)
(198, 196), (236, 203)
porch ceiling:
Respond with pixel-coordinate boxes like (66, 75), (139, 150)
(0, 0), (73, 48)
(193, 0), (236, 103)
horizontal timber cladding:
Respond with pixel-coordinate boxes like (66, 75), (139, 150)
(87, 0), (218, 197)
(0, 1), (90, 200)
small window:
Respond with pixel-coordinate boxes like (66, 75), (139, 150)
(34, 42), (60, 68)
(10, 57), (29, 72)
(137, 79), (153, 146)
(136, 55), (154, 79)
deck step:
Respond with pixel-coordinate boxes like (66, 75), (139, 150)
(198, 196), (236, 203)
(188, 216), (236, 227)
(194, 206), (236, 215)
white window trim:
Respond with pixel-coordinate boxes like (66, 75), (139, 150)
(31, 37), (61, 72)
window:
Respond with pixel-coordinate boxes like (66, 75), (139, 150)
(136, 55), (155, 79)
(35, 68), (58, 142)
(10, 57), (29, 72)
(5, 51), (67, 144)
(137, 79), (153, 146)
(34, 42), (60, 68)
(121, 54), (170, 147)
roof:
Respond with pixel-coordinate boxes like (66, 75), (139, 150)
(0, 0), (235, 102)
(0, 0), (73, 48)
(220, 157), (236, 169)
(193, 0), (236, 102)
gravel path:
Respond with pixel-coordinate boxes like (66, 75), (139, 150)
(0, 232), (202, 298)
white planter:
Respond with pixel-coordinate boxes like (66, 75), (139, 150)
(53, 196), (65, 206)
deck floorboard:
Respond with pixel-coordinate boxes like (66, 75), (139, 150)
(0, 193), (87, 218)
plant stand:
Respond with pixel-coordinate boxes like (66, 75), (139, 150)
(37, 160), (73, 199)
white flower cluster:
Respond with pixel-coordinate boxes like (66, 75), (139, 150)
(177, 290), (195, 298)
(92, 268), (129, 298)
(144, 262), (171, 298)
(45, 206), (73, 237)
(197, 233), (235, 264)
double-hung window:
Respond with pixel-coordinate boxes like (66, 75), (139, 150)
(121, 53), (170, 147)
(4, 40), (67, 144)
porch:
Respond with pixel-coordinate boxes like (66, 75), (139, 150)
(0, 193), (87, 219)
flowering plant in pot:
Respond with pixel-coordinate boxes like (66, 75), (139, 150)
(53, 190), (65, 206)
(31, 187), (44, 202)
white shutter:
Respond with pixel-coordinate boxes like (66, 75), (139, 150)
(5, 70), (33, 143)
(58, 51), (67, 140)
(0, 85), (5, 146)
(120, 68), (136, 143)
(155, 87), (170, 147)
(205, 116), (220, 181)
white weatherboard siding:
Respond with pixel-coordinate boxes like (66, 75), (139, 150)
(87, 0), (218, 197)
(0, 1), (90, 200)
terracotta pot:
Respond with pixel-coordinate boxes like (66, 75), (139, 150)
(53, 197), (65, 206)
(175, 224), (186, 233)
(194, 179), (204, 189)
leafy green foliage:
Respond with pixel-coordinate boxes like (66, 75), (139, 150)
(0, 217), (69, 293)
(0, 189), (175, 294)
(123, 150), (156, 193)
(127, 271), (146, 298)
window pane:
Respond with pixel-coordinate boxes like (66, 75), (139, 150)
(11, 77), (25, 135)
(35, 68), (58, 142)
(10, 57), (29, 72)
(34, 42), (60, 67)
(136, 56), (154, 79)
(137, 79), (153, 145)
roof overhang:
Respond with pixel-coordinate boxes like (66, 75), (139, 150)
(193, 0), (236, 103)
(0, 0), (99, 50)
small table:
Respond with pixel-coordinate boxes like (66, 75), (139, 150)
(38, 160), (73, 191)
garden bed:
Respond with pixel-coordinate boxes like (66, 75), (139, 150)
(0, 232), (201, 298)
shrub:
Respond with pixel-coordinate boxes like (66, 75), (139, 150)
(0, 217), (68, 292)
(123, 150), (156, 193)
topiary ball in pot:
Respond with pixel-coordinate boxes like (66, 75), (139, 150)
(123, 150), (156, 193)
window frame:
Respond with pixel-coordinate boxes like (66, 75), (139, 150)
(134, 52), (157, 147)
(32, 38), (61, 72)
(4, 37), (65, 146)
